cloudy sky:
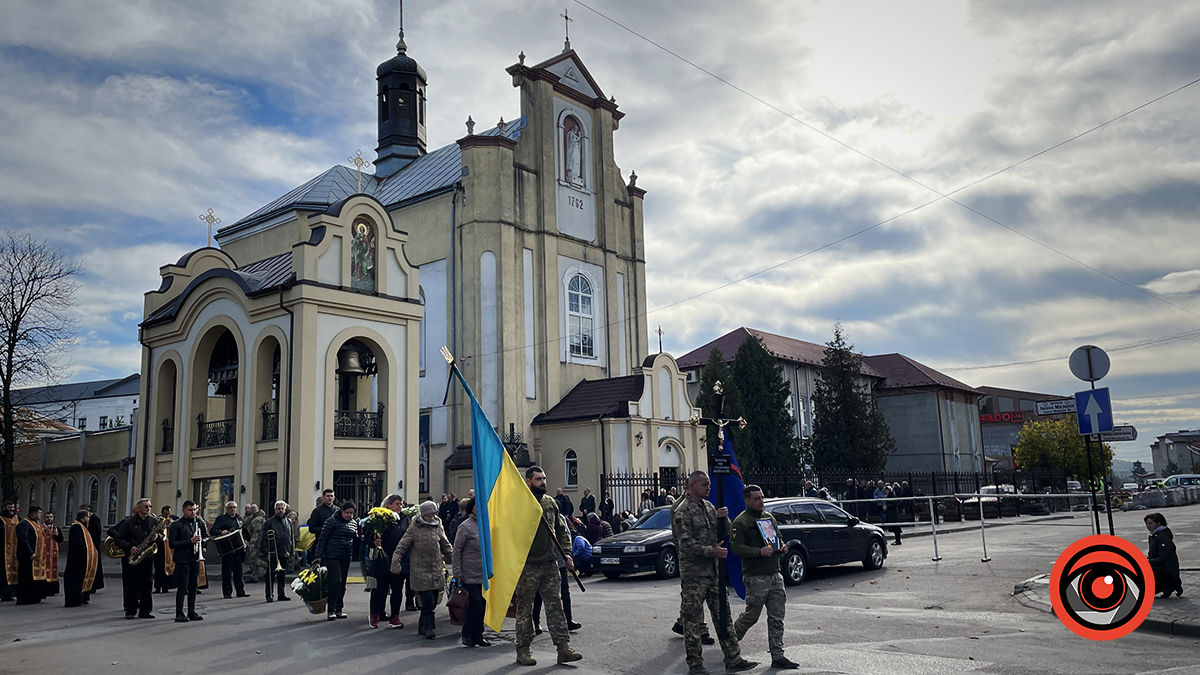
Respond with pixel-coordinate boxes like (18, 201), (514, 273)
(2, 0), (1198, 464)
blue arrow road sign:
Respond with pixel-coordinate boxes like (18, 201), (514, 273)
(1075, 388), (1113, 435)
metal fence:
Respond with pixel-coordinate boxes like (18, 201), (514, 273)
(600, 467), (1081, 523)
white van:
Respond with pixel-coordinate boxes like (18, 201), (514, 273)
(1160, 474), (1200, 488)
(1066, 480), (1082, 491)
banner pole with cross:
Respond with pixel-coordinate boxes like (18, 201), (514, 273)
(689, 380), (745, 640)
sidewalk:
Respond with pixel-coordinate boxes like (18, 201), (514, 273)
(1013, 569), (1199, 637)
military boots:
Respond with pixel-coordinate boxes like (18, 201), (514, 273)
(557, 646), (583, 664)
(516, 649), (537, 666)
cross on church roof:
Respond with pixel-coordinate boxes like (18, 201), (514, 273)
(561, 8), (573, 53)
(347, 149), (370, 193)
(198, 209), (221, 247)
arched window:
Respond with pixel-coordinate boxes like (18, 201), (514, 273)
(563, 115), (585, 189)
(350, 219), (376, 291)
(397, 84), (411, 120)
(64, 479), (76, 516)
(564, 449), (578, 488)
(379, 85), (390, 121)
(28, 482), (38, 511)
(105, 475), (119, 527)
(87, 477), (99, 512)
(48, 480), (58, 518)
(567, 274), (594, 358)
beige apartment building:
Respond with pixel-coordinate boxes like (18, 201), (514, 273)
(134, 32), (671, 510)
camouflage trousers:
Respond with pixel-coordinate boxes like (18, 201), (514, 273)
(514, 560), (569, 651)
(734, 572), (786, 660)
(680, 575), (742, 670)
(244, 548), (269, 582)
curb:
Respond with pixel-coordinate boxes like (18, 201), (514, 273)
(1011, 573), (1199, 638)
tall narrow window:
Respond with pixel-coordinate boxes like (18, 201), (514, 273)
(28, 482), (37, 511)
(397, 84), (411, 120)
(418, 288), (427, 376)
(564, 449), (578, 488)
(567, 274), (594, 358)
(64, 479), (75, 515)
(48, 481), (58, 518)
(379, 85), (390, 121)
(105, 475), (119, 527)
(88, 478), (99, 511)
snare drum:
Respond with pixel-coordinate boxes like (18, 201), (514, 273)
(212, 529), (246, 556)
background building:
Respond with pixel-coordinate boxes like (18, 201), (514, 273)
(975, 386), (1067, 470)
(1149, 429), (1200, 477)
(14, 375), (140, 432)
(678, 327), (985, 473)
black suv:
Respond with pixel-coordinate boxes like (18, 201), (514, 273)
(764, 497), (888, 585)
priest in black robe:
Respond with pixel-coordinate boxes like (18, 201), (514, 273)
(64, 509), (99, 607)
(1, 500), (18, 601)
(84, 504), (105, 592)
(15, 505), (47, 605)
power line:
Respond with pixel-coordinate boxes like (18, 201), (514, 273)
(942, 328), (1200, 372)
(573, 0), (1200, 323)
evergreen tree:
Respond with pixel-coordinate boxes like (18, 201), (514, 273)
(694, 348), (739, 438)
(806, 323), (895, 472)
(727, 335), (799, 472)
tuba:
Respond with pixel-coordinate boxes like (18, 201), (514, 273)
(128, 515), (165, 566)
(102, 536), (126, 559)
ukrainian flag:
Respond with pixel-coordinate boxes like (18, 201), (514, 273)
(451, 367), (542, 631)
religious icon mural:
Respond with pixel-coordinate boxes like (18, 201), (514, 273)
(351, 220), (376, 291)
(564, 115), (585, 189)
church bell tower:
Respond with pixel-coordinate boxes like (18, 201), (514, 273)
(374, 26), (427, 179)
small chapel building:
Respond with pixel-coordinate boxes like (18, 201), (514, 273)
(133, 26), (698, 511)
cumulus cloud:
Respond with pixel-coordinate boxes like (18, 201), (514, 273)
(2, 0), (1198, 461)
(1144, 270), (1200, 295)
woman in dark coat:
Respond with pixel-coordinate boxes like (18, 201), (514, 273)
(881, 485), (902, 546)
(1144, 512), (1183, 598)
(314, 501), (360, 621)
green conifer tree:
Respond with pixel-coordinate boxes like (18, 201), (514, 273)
(728, 335), (799, 472)
(806, 323), (895, 472)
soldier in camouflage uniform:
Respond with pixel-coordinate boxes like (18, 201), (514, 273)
(675, 471), (758, 675)
(729, 485), (798, 670)
(242, 505), (267, 583)
(513, 466), (582, 667)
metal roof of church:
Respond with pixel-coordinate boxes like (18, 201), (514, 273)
(531, 375), (645, 425)
(142, 251), (295, 327)
(222, 118), (527, 234)
(676, 326), (886, 378)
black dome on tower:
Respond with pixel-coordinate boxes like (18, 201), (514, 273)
(375, 32), (427, 179)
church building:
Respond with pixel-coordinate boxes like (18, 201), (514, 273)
(133, 25), (702, 512)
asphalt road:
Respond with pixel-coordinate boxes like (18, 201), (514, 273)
(2, 504), (1198, 675)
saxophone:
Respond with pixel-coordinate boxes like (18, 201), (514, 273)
(127, 515), (165, 566)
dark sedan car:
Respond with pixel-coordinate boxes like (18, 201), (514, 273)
(764, 497), (888, 585)
(594, 506), (678, 579)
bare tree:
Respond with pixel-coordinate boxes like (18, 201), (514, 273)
(0, 231), (81, 502)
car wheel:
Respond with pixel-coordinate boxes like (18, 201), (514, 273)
(603, 571), (623, 580)
(655, 547), (678, 579)
(862, 537), (885, 570)
(781, 549), (807, 586)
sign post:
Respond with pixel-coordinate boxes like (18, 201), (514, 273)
(1071, 344), (1115, 536)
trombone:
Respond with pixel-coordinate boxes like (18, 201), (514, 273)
(267, 528), (283, 573)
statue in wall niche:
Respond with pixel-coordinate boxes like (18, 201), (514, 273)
(351, 221), (376, 291)
(565, 120), (584, 189)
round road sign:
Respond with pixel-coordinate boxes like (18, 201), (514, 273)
(1069, 345), (1110, 382)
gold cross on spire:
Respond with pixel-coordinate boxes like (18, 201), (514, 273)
(198, 208), (221, 247)
(561, 8), (573, 52)
(348, 149), (370, 193)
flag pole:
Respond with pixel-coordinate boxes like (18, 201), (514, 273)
(540, 517), (586, 593)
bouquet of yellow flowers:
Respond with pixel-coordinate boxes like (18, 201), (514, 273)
(291, 563), (327, 614)
(363, 507), (396, 558)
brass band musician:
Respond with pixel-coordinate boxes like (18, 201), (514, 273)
(167, 500), (208, 622)
(260, 501), (292, 602)
(112, 498), (160, 619)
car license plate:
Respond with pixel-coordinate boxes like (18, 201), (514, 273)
(600, 557), (620, 565)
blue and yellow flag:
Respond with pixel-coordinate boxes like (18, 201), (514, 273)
(451, 367), (542, 631)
